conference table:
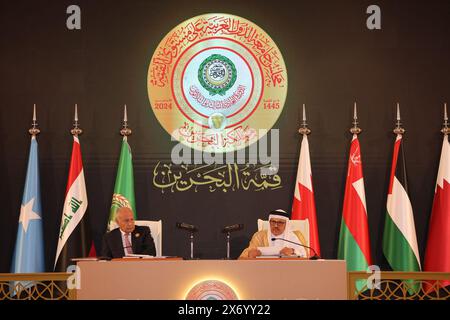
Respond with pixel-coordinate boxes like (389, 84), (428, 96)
(76, 258), (347, 300)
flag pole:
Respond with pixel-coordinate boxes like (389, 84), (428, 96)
(71, 104), (83, 136)
(298, 103), (311, 135)
(350, 102), (362, 135)
(29, 104), (41, 136)
(120, 104), (132, 137)
(394, 102), (405, 135)
(441, 103), (449, 136)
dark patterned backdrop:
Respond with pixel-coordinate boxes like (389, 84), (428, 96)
(1, 0), (449, 271)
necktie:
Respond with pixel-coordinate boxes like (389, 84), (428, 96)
(124, 233), (133, 255)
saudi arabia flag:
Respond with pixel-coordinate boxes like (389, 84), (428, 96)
(383, 134), (421, 273)
(108, 136), (136, 230)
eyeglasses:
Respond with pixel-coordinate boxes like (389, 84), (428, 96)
(269, 220), (286, 226)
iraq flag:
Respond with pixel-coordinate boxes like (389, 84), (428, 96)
(54, 136), (95, 271)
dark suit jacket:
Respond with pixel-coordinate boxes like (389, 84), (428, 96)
(101, 225), (156, 259)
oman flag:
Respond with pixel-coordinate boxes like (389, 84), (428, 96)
(424, 134), (450, 287)
(338, 134), (372, 272)
(54, 136), (96, 271)
(291, 134), (320, 256)
(383, 134), (421, 272)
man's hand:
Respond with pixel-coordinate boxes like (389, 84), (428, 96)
(279, 247), (295, 256)
(248, 248), (262, 258)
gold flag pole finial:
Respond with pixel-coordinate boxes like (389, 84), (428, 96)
(29, 103), (41, 136)
(298, 104), (311, 135)
(441, 103), (450, 135)
(120, 104), (132, 136)
(71, 104), (83, 136)
(393, 102), (405, 135)
(349, 102), (362, 135)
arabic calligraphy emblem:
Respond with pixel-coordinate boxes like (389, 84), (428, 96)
(110, 193), (132, 221)
(148, 13), (288, 153)
(198, 54), (236, 96)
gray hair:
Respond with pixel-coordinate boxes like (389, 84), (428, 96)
(115, 206), (133, 222)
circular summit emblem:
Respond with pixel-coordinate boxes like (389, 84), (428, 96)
(185, 280), (238, 300)
(148, 13), (288, 153)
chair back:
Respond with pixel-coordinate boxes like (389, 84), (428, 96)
(257, 218), (310, 247)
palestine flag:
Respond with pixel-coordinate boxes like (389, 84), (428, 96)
(291, 134), (321, 257)
(383, 134), (421, 273)
(55, 136), (95, 271)
(338, 134), (372, 273)
(108, 136), (136, 230)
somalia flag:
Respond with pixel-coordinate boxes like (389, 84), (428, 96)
(11, 136), (45, 274)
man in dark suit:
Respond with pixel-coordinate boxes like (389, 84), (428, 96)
(102, 207), (156, 259)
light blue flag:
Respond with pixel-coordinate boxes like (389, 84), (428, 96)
(11, 136), (45, 274)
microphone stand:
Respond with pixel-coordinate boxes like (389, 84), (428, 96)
(189, 232), (194, 260)
(225, 232), (231, 260)
(222, 224), (244, 259)
(176, 222), (197, 259)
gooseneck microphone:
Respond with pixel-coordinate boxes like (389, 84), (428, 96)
(176, 222), (198, 233)
(271, 237), (321, 260)
(222, 223), (244, 233)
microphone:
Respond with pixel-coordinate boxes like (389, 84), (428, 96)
(222, 223), (244, 233)
(271, 237), (321, 260)
(176, 222), (198, 233)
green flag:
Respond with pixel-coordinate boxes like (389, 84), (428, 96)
(108, 136), (136, 230)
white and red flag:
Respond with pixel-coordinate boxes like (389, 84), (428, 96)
(425, 132), (450, 287)
(291, 132), (321, 257)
